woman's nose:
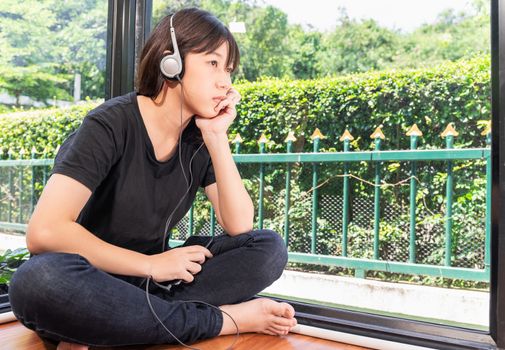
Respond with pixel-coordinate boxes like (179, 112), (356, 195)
(217, 75), (231, 90)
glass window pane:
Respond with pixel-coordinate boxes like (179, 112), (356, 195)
(0, 0), (108, 294)
(151, 0), (491, 331)
(0, 0), (108, 110)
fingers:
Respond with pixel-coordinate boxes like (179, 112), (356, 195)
(226, 87), (241, 103)
(186, 261), (202, 275)
(214, 89), (241, 112)
(214, 98), (233, 113)
(181, 271), (194, 283)
(184, 245), (213, 259)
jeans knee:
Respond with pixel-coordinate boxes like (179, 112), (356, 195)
(9, 252), (80, 319)
(251, 229), (288, 279)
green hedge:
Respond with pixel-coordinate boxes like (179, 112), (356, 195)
(233, 55), (490, 154)
(0, 55), (490, 158)
(0, 103), (97, 159)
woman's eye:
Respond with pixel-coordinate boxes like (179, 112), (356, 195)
(210, 60), (218, 67)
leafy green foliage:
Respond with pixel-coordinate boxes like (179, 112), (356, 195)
(233, 55), (490, 154)
(0, 57), (490, 284)
(0, 101), (98, 158)
(0, 0), (107, 105)
(0, 248), (30, 286)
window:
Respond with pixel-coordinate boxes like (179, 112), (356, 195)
(0, 0), (108, 309)
(2, 0), (504, 348)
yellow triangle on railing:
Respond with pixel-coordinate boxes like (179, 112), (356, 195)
(339, 129), (354, 141)
(406, 124), (423, 137)
(284, 131), (297, 143)
(441, 123), (459, 138)
(481, 121), (491, 136)
(231, 133), (243, 144)
(258, 133), (269, 144)
(310, 128), (325, 140)
(370, 125), (385, 140)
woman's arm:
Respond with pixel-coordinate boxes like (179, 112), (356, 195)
(203, 133), (254, 236)
(196, 87), (254, 236)
(29, 174), (211, 282)
(27, 174), (152, 277)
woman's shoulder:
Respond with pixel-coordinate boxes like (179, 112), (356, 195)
(88, 91), (137, 117)
(84, 92), (140, 131)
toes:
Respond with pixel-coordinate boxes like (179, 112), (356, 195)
(270, 325), (291, 335)
(281, 302), (296, 318)
(263, 328), (278, 336)
(274, 316), (297, 328)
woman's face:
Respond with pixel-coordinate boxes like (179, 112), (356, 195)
(181, 42), (233, 118)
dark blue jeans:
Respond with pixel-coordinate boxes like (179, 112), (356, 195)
(8, 229), (288, 347)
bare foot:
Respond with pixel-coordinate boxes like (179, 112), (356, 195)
(219, 298), (297, 336)
(56, 341), (89, 350)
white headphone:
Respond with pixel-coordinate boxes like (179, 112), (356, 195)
(160, 14), (183, 79)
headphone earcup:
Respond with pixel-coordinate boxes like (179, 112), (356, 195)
(160, 53), (182, 79)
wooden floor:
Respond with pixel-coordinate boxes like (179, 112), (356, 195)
(1, 321), (370, 350)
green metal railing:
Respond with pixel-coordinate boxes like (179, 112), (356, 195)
(0, 123), (492, 282)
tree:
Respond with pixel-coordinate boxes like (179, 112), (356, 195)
(0, 0), (106, 105)
(153, 0), (292, 81)
(0, 66), (71, 106)
(394, 5), (489, 69)
(287, 25), (322, 80)
(236, 5), (291, 80)
(317, 14), (399, 76)
(51, 0), (108, 99)
(0, 1), (70, 105)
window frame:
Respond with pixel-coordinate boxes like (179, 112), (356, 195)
(87, 0), (505, 348)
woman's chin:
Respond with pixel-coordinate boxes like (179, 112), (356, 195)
(198, 110), (219, 119)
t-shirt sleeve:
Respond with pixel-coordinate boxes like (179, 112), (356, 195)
(52, 113), (122, 192)
(200, 157), (216, 188)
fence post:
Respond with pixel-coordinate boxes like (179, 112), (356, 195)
(30, 146), (37, 215)
(42, 147), (49, 186)
(483, 121), (491, 272)
(8, 149), (13, 223)
(258, 134), (268, 230)
(441, 123), (458, 267)
(310, 128), (324, 254)
(340, 129), (354, 257)
(407, 124), (423, 263)
(210, 206), (216, 236)
(233, 133), (243, 155)
(371, 126), (385, 260)
(284, 131), (296, 247)
(18, 148), (26, 223)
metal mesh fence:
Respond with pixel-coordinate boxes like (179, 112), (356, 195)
(0, 157), (488, 271)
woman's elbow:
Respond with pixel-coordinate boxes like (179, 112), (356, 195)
(26, 221), (51, 254)
(224, 221), (254, 236)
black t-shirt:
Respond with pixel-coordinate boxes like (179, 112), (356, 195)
(52, 92), (216, 256)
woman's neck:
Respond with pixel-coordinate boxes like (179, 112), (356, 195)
(145, 82), (194, 138)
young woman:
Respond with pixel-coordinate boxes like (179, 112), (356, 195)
(8, 8), (297, 349)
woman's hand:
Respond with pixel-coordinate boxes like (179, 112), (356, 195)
(195, 87), (241, 135)
(147, 246), (213, 283)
